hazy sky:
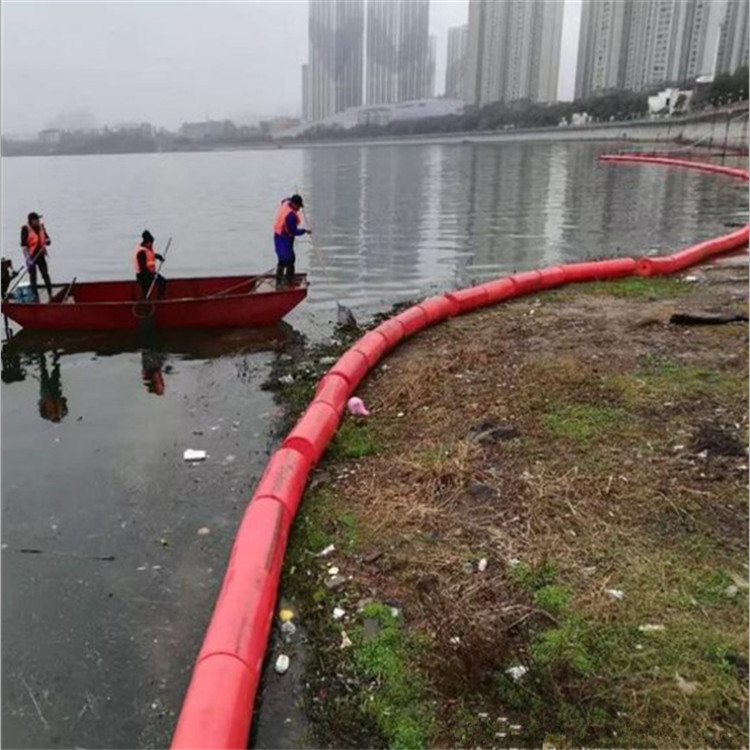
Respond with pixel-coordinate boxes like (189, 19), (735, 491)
(1, 0), (580, 136)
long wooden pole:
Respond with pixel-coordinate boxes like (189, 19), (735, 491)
(145, 237), (172, 300)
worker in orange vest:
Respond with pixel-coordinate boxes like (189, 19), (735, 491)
(134, 230), (166, 299)
(21, 212), (53, 301)
(273, 194), (310, 287)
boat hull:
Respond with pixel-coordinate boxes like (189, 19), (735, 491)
(1, 275), (307, 331)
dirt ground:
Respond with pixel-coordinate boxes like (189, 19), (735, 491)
(276, 258), (749, 750)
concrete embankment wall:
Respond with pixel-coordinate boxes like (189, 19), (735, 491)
(170, 156), (749, 750)
(290, 109), (749, 151)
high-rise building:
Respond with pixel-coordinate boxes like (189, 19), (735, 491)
(365, 0), (431, 106)
(426, 35), (437, 98)
(309, 0), (364, 121)
(575, 0), (631, 98)
(716, 0), (749, 74)
(445, 25), (468, 99)
(301, 64), (311, 122)
(576, 0), (721, 99)
(397, 0), (431, 101)
(366, 0), (400, 105)
(465, 0), (563, 107)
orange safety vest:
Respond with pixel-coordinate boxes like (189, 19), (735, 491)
(26, 225), (48, 257)
(273, 200), (299, 236)
(133, 244), (156, 273)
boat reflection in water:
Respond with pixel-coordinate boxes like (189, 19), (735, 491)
(2, 321), (299, 419)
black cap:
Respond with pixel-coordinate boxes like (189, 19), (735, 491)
(289, 194), (304, 208)
(142, 230), (154, 244)
(28, 212), (40, 223)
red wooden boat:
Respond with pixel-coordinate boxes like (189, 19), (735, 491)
(1, 275), (307, 331)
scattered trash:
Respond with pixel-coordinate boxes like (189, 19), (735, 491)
(325, 575), (347, 590)
(724, 584), (739, 598)
(340, 630), (353, 649)
(347, 397), (370, 417)
(606, 589), (625, 601)
(673, 444), (685, 451)
(183, 449), (207, 462)
(137, 564), (148, 571)
(510, 724), (523, 732)
(478, 558), (488, 572)
(274, 654), (290, 675)
(508, 557), (521, 568)
(396, 411), (405, 418)
(332, 607), (346, 620)
(390, 607), (400, 618)
(279, 608), (295, 623)
(197, 527), (211, 537)
(638, 624), (665, 633)
(281, 621), (297, 637)
(635, 644), (644, 651)
(506, 665), (528, 682)
(478, 712), (489, 719)
(675, 673), (699, 695)
(449, 636), (461, 646)
(278, 374), (295, 385)
(319, 356), (337, 366)
(315, 544), (336, 557)
(683, 275), (699, 283)
(327, 566), (340, 576)
(696, 450), (708, 459)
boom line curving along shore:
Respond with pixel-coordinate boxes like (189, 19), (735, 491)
(170, 155), (749, 749)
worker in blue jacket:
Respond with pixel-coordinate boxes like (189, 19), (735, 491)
(272, 194), (310, 287)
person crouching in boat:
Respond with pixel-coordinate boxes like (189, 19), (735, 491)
(134, 230), (166, 299)
(21, 212), (53, 302)
(1, 257), (18, 297)
(272, 194), (311, 288)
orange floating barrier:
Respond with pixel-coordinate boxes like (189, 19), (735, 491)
(417, 295), (459, 324)
(283, 401), (341, 465)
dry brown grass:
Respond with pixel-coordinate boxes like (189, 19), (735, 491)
(301, 270), (749, 748)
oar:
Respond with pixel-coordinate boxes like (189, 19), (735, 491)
(145, 237), (172, 301)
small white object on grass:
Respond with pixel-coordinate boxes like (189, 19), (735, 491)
(183, 449), (207, 461)
(478, 558), (488, 572)
(197, 527), (211, 537)
(274, 655), (290, 675)
(506, 665), (528, 682)
(606, 588), (625, 601)
(638, 624), (665, 633)
(327, 566), (340, 576)
(340, 630), (353, 649)
(315, 544), (336, 557)
(333, 607), (346, 620)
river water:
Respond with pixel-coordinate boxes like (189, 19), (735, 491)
(1, 142), (746, 749)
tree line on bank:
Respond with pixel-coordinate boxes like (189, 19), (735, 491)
(295, 69), (749, 142)
(2, 68), (746, 156)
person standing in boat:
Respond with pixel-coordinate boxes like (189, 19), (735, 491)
(134, 230), (166, 299)
(21, 212), (53, 301)
(272, 194), (311, 288)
